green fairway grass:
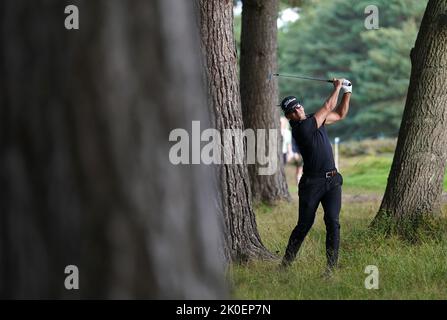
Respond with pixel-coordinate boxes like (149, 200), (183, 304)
(339, 155), (392, 194)
(287, 154), (447, 195)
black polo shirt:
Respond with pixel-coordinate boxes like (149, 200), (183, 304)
(290, 113), (335, 174)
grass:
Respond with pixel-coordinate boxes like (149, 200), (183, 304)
(229, 200), (447, 299)
(229, 153), (447, 299)
(286, 154), (447, 195)
(339, 154), (447, 194)
(339, 155), (393, 194)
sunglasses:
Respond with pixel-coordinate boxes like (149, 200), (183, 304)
(278, 101), (303, 114)
(286, 103), (302, 114)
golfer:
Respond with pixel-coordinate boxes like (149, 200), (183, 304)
(280, 78), (351, 272)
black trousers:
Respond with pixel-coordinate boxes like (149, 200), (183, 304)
(283, 172), (343, 268)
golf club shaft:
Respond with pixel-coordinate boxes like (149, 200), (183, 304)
(272, 73), (333, 83)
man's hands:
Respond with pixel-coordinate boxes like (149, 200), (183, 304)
(340, 78), (352, 94)
(332, 78), (343, 90)
(333, 78), (352, 94)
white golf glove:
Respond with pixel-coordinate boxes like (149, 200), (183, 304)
(341, 79), (352, 94)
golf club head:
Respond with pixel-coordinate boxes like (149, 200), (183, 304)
(267, 73), (279, 81)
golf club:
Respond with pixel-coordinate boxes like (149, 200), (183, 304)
(269, 73), (351, 86)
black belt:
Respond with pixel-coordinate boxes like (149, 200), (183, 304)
(304, 169), (338, 179)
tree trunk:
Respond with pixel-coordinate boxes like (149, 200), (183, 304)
(196, 0), (274, 262)
(0, 0), (225, 299)
(240, 0), (290, 204)
(373, 0), (447, 234)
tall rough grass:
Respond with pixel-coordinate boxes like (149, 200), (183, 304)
(229, 197), (447, 299)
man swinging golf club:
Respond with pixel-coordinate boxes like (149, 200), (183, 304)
(280, 78), (352, 273)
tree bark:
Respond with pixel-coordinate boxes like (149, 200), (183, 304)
(196, 0), (274, 262)
(373, 0), (447, 233)
(0, 0), (225, 299)
(240, 0), (291, 204)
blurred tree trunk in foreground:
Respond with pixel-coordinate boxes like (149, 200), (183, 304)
(240, 0), (291, 204)
(196, 0), (274, 262)
(0, 0), (225, 299)
(373, 0), (447, 236)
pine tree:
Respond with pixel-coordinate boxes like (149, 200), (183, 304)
(278, 0), (427, 139)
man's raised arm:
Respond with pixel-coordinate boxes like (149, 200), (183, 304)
(326, 82), (352, 125)
(314, 78), (343, 128)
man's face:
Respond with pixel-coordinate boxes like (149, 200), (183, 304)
(296, 104), (305, 118)
(287, 104), (305, 121)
